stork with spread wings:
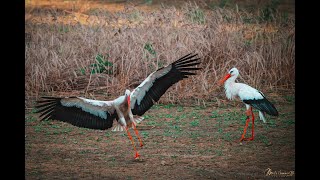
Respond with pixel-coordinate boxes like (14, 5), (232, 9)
(36, 53), (201, 159)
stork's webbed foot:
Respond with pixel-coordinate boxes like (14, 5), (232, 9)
(134, 152), (140, 159)
(242, 137), (254, 141)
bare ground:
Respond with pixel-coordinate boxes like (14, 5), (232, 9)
(25, 98), (295, 179)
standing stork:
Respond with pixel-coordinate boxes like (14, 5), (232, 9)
(219, 67), (278, 142)
(35, 53), (201, 159)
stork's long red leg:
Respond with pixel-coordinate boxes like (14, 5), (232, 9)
(125, 127), (140, 159)
(243, 107), (255, 141)
(240, 116), (250, 142)
(250, 107), (255, 140)
(132, 123), (143, 147)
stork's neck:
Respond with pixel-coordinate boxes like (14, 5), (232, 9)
(224, 75), (237, 87)
(224, 75), (238, 100)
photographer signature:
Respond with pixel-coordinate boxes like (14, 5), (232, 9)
(265, 168), (295, 177)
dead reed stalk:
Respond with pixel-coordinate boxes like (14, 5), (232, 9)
(25, 2), (295, 107)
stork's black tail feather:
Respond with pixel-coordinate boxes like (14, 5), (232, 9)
(243, 95), (278, 116)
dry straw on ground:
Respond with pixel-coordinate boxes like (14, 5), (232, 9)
(25, 1), (295, 107)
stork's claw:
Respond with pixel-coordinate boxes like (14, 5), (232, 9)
(240, 137), (245, 142)
(243, 137), (254, 141)
(134, 152), (140, 159)
(239, 136), (254, 142)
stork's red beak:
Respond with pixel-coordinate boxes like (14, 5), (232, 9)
(219, 73), (231, 85)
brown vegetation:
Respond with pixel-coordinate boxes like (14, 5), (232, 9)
(25, 0), (294, 107)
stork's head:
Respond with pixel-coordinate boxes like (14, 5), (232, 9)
(219, 67), (239, 85)
(124, 89), (131, 109)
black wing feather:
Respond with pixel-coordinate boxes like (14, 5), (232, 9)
(35, 97), (116, 130)
(243, 93), (279, 116)
(176, 58), (200, 67)
(132, 53), (201, 116)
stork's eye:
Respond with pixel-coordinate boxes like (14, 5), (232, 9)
(230, 70), (233, 74)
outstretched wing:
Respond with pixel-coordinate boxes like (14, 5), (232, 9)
(35, 96), (117, 130)
(130, 53), (201, 116)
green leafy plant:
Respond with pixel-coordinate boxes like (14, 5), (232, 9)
(190, 119), (200, 127)
(259, 0), (280, 22)
(144, 42), (158, 71)
(284, 119), (295, 126)
(189, 132), (200, 139)
(210, 111), (220, 118)
(177, 106), (184, 112)
(242, 16), (254, 24)
(80, 54), (113, 75)
(25, 115), (37, 123)
(144, 0), (152, 5)
(209, 0), (231, 9)
(59, 26), (69, 33)
(284, 95), (295, 103)
(222, 14), (232, 23)
(141, 131), (149, 138)
(144, 43), (156, 56)
(163, 104), (174, 109)
(223, 132), (232, 141)
(129, 10), (142, 22)
(215, 149), (223, 156)
(256, 134), (271, 146)
(244, 40), (252, 47)
(219, 0), (231, 8)
(188, 7), (206, 24)
(281, 11), (289, 25)
(79, 68), (86, 75)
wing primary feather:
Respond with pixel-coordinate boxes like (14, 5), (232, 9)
(36, 99), (57, 104)
(39, 107), (55, 118)
(149, 89), (158, 99)
(175, 62), (201, 68)
(178, 67), (202, 71)
(175, 53), (198, 63)
(39, 96), (62, 100)
(40, 111), (54, 121)
(175, 58), (200, 66)
(175, 53), (193, 63)
(180, 72), (197, 76)
(35, 103), (57, 112)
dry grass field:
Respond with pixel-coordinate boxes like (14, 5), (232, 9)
(25, 0), (295, 179)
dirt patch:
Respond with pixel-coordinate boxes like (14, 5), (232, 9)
(26, 100), (295, 179)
